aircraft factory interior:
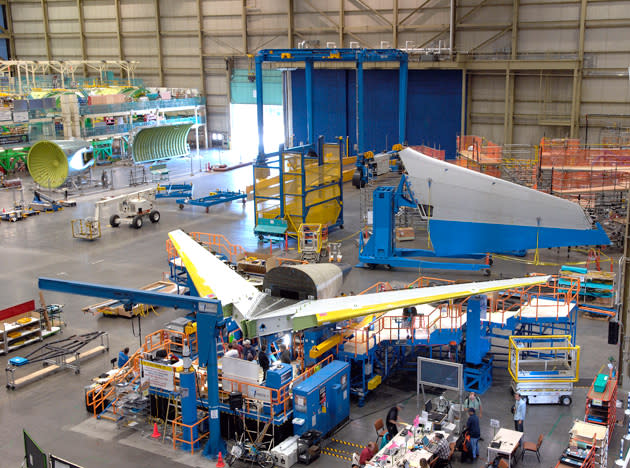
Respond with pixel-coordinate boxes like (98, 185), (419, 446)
(1, 2), (629, 468)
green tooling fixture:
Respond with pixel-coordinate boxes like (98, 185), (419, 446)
(131, 124), (193, 164)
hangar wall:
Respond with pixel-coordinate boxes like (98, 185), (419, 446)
(8, 0), (630, 148)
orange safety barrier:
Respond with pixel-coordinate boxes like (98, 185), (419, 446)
(85, 328), (197, 419)
(337, 275), (580, 358)
(410, 145), (446, 161)
(172, 414), (209, 453)
(539, 137), (630, 207)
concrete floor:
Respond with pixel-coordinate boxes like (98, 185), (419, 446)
(0, 151), (625, 467)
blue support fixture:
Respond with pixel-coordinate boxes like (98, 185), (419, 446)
(37, 277), (227, 460)
(196, 308), (227, 459)
(175, 190), (246, 211)
(357, 176), (492, 272)
(179, 370), (200, 451)
(156, 183), (194, 199)
(464, 295), (493, 394)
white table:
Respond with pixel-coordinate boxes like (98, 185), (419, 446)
(366, 424), (450, 468)
(487, 428), (522, 466)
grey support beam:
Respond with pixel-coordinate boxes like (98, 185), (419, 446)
(4, 0), (16, 58)
(153, 0), (163, 86)
(466, 72), (473, 134)
(417, 0), (490, 49)
(114, 0), (123, 62)
(288, 0), (294, 47)
(339, 0), (344, 47)
(503, 67), (515, 145)
(393, 0), (398, 48)
(40, 0), (52, 61)
(241, 0), (248, 54)
(511, 0), (519, 59)
(460, 68), (467, 137)
(226, 56), (233, 144)
(76, 0), (87, 76)
(354, 0), (392, 27)
(571, 0), (588, 137)
(196, 0), (207, 101)
(399, 0), (433, 26)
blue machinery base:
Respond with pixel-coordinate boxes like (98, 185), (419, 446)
(357, 178), (491, 273)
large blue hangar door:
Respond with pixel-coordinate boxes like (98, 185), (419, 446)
(290, 69), (462, 159)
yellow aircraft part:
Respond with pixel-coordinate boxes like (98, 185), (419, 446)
(368, 375), (382, 390)
(312, 278), (548, 326)
(309, 334), (344, 359)
(168, 232), (215, 298)
(309, 314), (378, 359)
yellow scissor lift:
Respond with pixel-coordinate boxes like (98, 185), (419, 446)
(508, 335), (580, 406)
(298, 223), (328, 262)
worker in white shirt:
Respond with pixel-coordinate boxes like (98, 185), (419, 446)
(224, 342), (239, 358)
(513, 392), (526, 432)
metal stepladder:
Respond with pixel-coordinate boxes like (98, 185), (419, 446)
(162, 391), (181, 442)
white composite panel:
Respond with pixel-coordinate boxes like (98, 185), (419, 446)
(399, 147), (593, 230)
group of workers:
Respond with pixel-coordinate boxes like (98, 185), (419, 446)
(223, 338), (293, 382)
(353, 391), (527, 467)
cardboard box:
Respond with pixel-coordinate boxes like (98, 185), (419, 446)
(395, 227), (415, 242)
(236, 252), (279, 275)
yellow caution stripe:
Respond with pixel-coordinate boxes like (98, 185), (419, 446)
(321, 450), (352, 461)
(331, 438), (364, 449)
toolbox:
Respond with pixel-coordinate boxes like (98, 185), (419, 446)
(271, 435), (299, 468)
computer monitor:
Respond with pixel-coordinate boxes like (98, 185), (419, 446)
(421, 436), (430, 446)
(424, 400), (433, 412)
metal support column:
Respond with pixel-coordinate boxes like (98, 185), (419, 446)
(460, 68), (467, 137)
(398, 57), (408, 145)
(287, 0), (294, 48)
(196, 0), (208, 150)
(571, 0), (588, 138)
(241, 0), (248, 54)
(305, 59), (314, 144)
(2, 0), (16, 59)
(153, 0), (164, 86)
(393, 0), (399, 48)
(114, 0), (124, 63)
(76, 0), (87, 77)
(255, 56), (264, 159)
(357, 58), (365, 153)
(198, 309), (226, 459)
(338, 0), (344, 47)
(40, 0), (52, 62)
(618, 190), (630, 385)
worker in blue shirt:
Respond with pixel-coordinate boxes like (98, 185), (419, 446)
(465, 408), (481, 459)
(513, 392), (526, 432)
(118, 347), (130, 368)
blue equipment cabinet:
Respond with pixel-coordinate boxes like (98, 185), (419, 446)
(292, 360), (350, 437)
(266, 363), (293, 415)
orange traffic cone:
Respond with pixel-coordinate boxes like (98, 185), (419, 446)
(151, 422), (161, 438)
(216, 451), (225, 468)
